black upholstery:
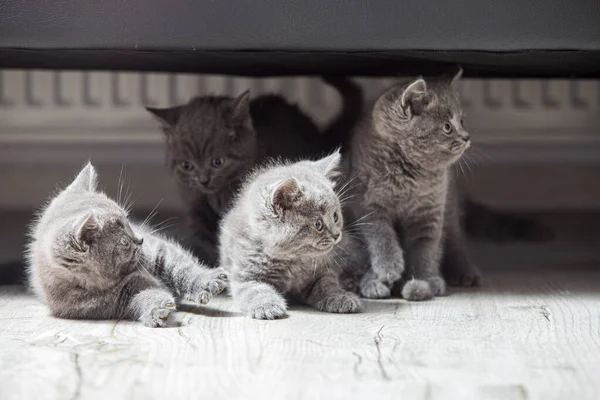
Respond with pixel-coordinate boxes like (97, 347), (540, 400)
(1, 0), (599, 77)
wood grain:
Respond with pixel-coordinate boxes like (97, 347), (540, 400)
(1, 265), (599, 400)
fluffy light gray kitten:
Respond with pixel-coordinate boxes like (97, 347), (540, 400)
(349, 68), (479, 302)
(219, 151), (363, 319)
(26, 163), (228, 327)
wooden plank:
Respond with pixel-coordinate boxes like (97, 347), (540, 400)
(1, 266), (599, 400)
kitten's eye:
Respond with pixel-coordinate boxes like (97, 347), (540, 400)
(180, 161), (194, 171)
(211, 157), (225, 168)
(442, 122), (453, 135)
(333, 212), (339, 223)
(118, 236), (130, 247)
(315, 219), (324, 231)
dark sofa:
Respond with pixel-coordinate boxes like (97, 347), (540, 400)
(1, 0), (599, 77)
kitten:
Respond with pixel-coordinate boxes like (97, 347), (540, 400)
(219, 151), (363, 319)
(146, 78), (362, 265)
(348, 69), (478, 301)
(26, 163), (228, 327)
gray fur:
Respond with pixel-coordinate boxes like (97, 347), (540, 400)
(349, 70), (480, 301)
(219, 151), (363, 319)
(146, 78), (362, 265)
(26, 163), (228, 327)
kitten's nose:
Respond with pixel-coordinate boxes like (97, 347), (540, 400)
(198, 175), (210, 185)
(461, 134), (470, 142)
(332, 232), (341, 241)
(134, 237), (144, 245)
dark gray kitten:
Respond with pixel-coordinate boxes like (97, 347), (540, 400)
(146, 78), (361, 265)
(219, 151), (363, 319)
(26, 163), (227, 327)
(349, 69), (477, 301)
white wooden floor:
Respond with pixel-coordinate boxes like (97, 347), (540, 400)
(1, 256), (599, 400)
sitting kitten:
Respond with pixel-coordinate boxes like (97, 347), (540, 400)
(349, 69), (477, 301)
(146, 78), (362, 265)
(26, 163), (228, 327)
(219, 151), (363, 319)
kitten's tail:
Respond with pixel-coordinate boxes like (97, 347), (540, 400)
(321, 76), (363, 151)
(464, 199), (555, 243)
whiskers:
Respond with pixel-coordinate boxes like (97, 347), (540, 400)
(116, 166), (135, 215)
(455, 145), (489, 178)
(336, 174), (359, 205)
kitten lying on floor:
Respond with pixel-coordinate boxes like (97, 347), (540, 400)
(146, 78), (362, 265)
(26, 163), (227, 327)
(219, 151), (364, 319)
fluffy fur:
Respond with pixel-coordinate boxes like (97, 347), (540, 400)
(348, 69), (479, 301)
(219, 151), (364, 319)
(26, 163), (228, 327)
(146, 78), (362, 265)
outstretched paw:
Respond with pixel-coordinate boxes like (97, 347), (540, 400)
(317, 292), (363, 313)
(401, 279), (434, 302)
(249, 296), (287, 320)
(186, 268), (229, 305)
(140, 299), (177, 328)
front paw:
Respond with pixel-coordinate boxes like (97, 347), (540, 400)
(186, 268), (229, 305)
(250, 301), (287, 320)
(247, 293), (287, 320)
(317, 292), (363, 313)
(360, 278), (391, 299)
(401, 279), (434, 302)
(140, 298), (177, 328)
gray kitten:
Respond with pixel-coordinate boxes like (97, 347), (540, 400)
(219, 151), (363, 319)
(349, 69), (478, 301)
(146, 78), (362, 265)
(26, 163), (228, 327)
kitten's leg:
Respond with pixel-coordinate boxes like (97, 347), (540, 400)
(359, 211), (405, 299)
(442, 201), (481, 287)
(54, 273), (177, 327)
(139, 232), (228, 305)
(401, 213), (446, 301)
(231, 280), (287, 320)
(303, 273), (362, 313)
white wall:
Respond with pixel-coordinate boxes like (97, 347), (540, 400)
(1, 70), (599, 211)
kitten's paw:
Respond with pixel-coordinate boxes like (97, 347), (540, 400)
(250, 302), (287, 320)
(427, 276), (447, 296)
(317, 292), (363, 314)
(186, 268), (229, 304)
(140, 299), (177, 328)
(401, 279), (434, 302)
(360, 278), (391, 299)
(444, 265), (482, 287)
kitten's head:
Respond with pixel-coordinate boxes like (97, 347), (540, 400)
(373, 68), (469, 170)
(65, 211), (144, 277)
(255, 151), (344, 258)
(58, 164), (144, 278)
(147, 91), (257, 195)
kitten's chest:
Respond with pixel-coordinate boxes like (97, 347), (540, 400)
(366, 169), (448, 214)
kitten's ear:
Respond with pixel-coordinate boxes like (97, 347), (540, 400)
(68, 162), (98, 193)
(74, 212), (101, 246)
(400, 78), (430, 116)
(230, 90), (253, 135)
(146, 106), (183, 131)
(231, 90), (251, 118)
(451, 66), (463, 88)
(312, 149), (342, 180)
(270, 177), (301, 215)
